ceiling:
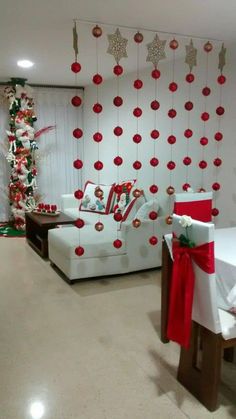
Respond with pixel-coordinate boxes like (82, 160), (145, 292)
(1, 0), (236, 87)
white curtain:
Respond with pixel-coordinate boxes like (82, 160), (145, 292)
(0, 86), (83, 221)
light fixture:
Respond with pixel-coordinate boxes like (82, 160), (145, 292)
(29, 401), (45, 419)
(17, 59), (34, 68)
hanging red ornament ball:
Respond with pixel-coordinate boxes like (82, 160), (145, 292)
(93, 103), (103, 113)
(186, 73), (195, 83)
(75, 246), (84, 257)
(93, 74), (103, 85)
(150, 100), (160, 110)
(169, 38), (179, 50)
(151, 69), (161, 79)
(217, 74), (226, 84)
(183, 156), (192, 166)
(92, 25), (102, 38)
(168, 108), (177, 118)
(167, 135), (176, 144)
(134, 31), (144, 43)
(214, 158), (222, 167)
(214, 132), (223, 142)
(133, 79), (143, 89)
(202, 86), (211, 96)
(114, 185), (123, 194)
(74, 189), (84, 200)
(133, 107), (142, 117)
(73, 159), (83, 169)
(95, 222), (104, 232)
(149, 211), (158, 220)
(212, 208), (219, 217)
(185, 101), (194, 111)
(73, 128), (83, 139)
(113, 239), (122, 249)
(94, 187), (103, 198)
(113, 96), (123, 107)
(216, 106), (225, 116)
(200, 137), (208, 146)
(165, 215), (173, 225)
(169, 82), (178, 92)
(93, 132), (103, 142)
(132, 218), (141, 228)
(150, 157), (159, 167)
(133, 134), (142, 143)
(199, 160), (207, 169)
(94, 160), (103, 170)
(201, 112), (210, 121)
(184, 129), (193, 138)
(114, 126), (123, 136)
(182, 183), (191, 191)
(166, 186), (175, 195)
(75, 218), (85, 229)
(167, 161), (176, 170)
(150, 184), (158, 194)
(114, 156), (123, 166)
(212, 182), (221, 191)
(114, 212), (123, 222)
(113, 65), (123, 76)
(150, 130), (160, 140)
(133, 188), (142, 198)
(204, 41), (213, 53)
(133, 160), (142, 170)
(198, 187), (206, 193)
(71, 96), (82, 107)
(71, 62), (81, 73)
(149, 235), (158, 245)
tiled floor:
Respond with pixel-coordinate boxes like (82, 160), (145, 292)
(0, 237), (235, 419)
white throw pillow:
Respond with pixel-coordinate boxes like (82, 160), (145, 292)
(135, 199), (159, 221)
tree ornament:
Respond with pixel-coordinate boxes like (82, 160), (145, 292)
(114, 156), (123, 166)
(149, 235), (158, 245)
(167, 135), (176, 144)
(199, 160), (207, 169)
(212, 208), (219, 217)
(149, 211), (158, 220)
(185, 101), (194, 111)
(132, 218), (141, 228)
(113, 96), (123, 107)
(200, 137), (208, 146)
(184, 129), (193, 138)
(133, 107), (142, 117)
(201, 112), (210, 121)
(113, 126), (123, 136)
(133, 188), (142, 198)
(165, 185), (174, 195)
(92, 25), (102, 38)
(212, 182), (221, 191)
(202, 86), (211, 96)
(114, 212), (123, 222)
(94, 187), (103, 198)
(113, 239), (122, 248)
(74, 189), (84, 199)
(71, 62), (81, 73)
(218, 43), (226, 73)
(93, 103), (103, 114)
(107, 28), (128, 63)
(217, 74), (226, 84)
(71, 96), (82, 107)
(75, 246), (84, 256)
(133, 134), (142, 143)
(165, 215), (172, 225)
(185, 39), (197, 72)
(150, 100), (160, 110)
(204, 41), (213, 53)
(95, 221), (104, 231)
(167, 161), (176, 170)
(73, 159), (83, 169)
(183, 156), (192, 166)
(93, 132), (103, 142)
(214, 158), (222, 167)
(169, 38), (179, 50)
(182, 183), (191, 191)
(133, 160), (142, 170)
(133, 79), (143, 89)
(75, 218), (85, 229)
(73, 128), (83, 139)
(146, 34), (166, 66)
(169, 82), (178, 92)
(113, 64), (123, 76)
(93, 74), (103, 85)
(150, 157), (159, 167)
(134, 32), (144, 43)
(214, 132), (223, 141)
(150, 129), (160, 139)
(151, 69), (161, 79)
(114, 184), (122, 194)
(150, 184), (158, 194)
(94, 160), (103, 170)
(216, 106), (225, 116)
(186, 73), (195, 83)
(168, 108), (177, 118)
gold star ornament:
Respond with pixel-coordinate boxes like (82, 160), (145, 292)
(185, 39), (197, 72)
(107, 28), (128, 64)
(218, 43), (226, 73)
(146, 34), (166, 66)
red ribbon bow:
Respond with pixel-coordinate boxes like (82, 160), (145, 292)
(167, 239), (215, 349)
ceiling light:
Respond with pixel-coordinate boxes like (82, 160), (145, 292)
(17, 59), (34, 68)
(29, 401), (45, 419)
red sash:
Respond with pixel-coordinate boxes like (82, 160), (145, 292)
(167, 240), (214, 349)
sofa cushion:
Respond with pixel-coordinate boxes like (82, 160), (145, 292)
(80, 181), (115, 214)
(111, 179), (136, 213)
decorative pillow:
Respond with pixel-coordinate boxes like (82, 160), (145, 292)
(135, 199), (160, 221)
(111, 179), (136, 214)
(80, 181), (115, 214)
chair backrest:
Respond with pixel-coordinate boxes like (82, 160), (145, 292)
(173, 192), (212, 222)
(172, 214), (221, 333)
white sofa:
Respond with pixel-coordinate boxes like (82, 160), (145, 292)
(48, 194), (170, 283)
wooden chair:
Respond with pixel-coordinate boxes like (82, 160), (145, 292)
(161, 215), (236, 411)
(173, 191), (212, 222)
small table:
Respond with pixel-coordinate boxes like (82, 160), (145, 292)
(25, 211), (74, 258)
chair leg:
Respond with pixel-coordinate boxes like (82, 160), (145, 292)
(161, 239), (172, 343)
(177, 322), (222, 412)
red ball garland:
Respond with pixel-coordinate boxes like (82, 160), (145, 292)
(169, 39), (179, 50)
(133, 79), (143, 89)
(75, 218), (85, 229)
(166, 186), (175, 195)
(169, 82), (178, 92)
(167, 161), (176, 170)
(202, 87), (211, 96)
(212, 182), (221, 191)
(183, 156), (192, 166)
(168, 108), (177, 118)
(149, 184), (158, 194)
(217, 75), (226, 84)
(149, 211), (158, 220)
(133, 160), (142, 170)
(182, 183), (191, 191)
(71, 96), (82, 107)
(150, 157), (159, 167)
(113, 65), (123, 76)
(93, 132), (103, 142)
(133, 107), (142, 117)
(113, 126), (123, 136)
(185, 101), (194, 111)
(212, 208), (219, 217)
(113, 239), (122, 248)
(199, 160), (207, 169)
(150, 100), (160, 110)
(200, 137), (208, 146)
(93, 74), (103, 85)
(114, 212), (123, 222)
(214, 132), (223, 141)
(214, 158), (222, 167)
(134, 32), (144, 43)
(114, 185), (122, 194)
(75, 246), (84, 256)
(150, 130), (160, 139)
(73, 159), (83, 169)
(92, 25), (102, 38)
(71, 62), (81, 73)
(184, 129), (193, 138)
(201, 112), (210, 121)
(149, 236), (158, 245)
(74, 189), (84, 199)
(151, 69), (161, 79)
(216, 106), (225, 116)
(167, 135), (176, 144)
(186, 73), (195, 83)
(114, 156), (123, 166)
(73, 128), (83, 139)
(204, 41), (213, 52)
(113, 96), (123, 107)
(93, 103), (103, 114)
(133, 134), (142, 143)
(94, 160), (103, 170)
